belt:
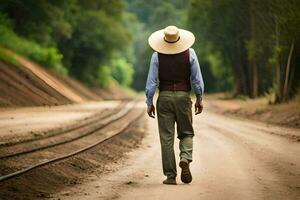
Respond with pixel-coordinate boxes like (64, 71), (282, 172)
(159, 83), (191, 92)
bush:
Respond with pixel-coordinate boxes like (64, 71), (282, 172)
(111, 57), (134, 87)
(0, 23), (67, 74)
(97, 65), (112, 88)
(0, 47), (19, 66)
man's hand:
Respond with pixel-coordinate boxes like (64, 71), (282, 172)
(147, 105), (155, 118)
(194, 100), (203, 115)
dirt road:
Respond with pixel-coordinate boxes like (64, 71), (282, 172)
(51, 103), (300, 200)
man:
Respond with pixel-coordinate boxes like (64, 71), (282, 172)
(145, 25), (204, 185)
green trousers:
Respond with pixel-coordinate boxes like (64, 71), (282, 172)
(156, 91), (194, 179)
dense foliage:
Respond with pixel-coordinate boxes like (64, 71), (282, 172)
(127, 0), (299, 102)
(0, 0), (133, 87)
(0, 0), (299, 102)
(187, 0), (300, 102)
(0, 14), (66, 73)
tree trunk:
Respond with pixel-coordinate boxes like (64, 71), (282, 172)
(249, 0), (258, 98)
(252, 60), (258, 98)
(282, 40), (295, 101)
(287, 57), (295, 99)
(234, 36), (249, 96)
(274, 15), (282, 103)
(275, 62), (281, 103)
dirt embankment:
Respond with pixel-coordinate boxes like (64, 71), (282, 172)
(206, 93), (300, 129)
(0, 49), (133, 108)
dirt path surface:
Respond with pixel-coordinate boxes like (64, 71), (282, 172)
(51, 103), (300, 200)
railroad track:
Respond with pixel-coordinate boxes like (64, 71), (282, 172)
(0, 101), (127, 147)
(0, 101), (128, 156)
(0, 100), (144, 182)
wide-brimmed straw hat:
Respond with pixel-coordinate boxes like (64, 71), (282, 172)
(148, 25), (195, 54)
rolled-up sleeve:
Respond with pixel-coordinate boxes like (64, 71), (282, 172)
(190, 48), (204, 101)
(145, 52), (159, 105)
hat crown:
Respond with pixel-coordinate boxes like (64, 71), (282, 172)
(164, 26), (180, 43)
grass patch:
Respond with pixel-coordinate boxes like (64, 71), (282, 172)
(0, 25), (67, 74)
(0, 47), (20, 66)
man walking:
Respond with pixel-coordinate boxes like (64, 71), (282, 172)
(145, 25), (204, 185)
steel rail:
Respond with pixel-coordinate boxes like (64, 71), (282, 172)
(0, 101), (127, 148)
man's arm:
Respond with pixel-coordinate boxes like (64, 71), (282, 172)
(145, 52), (159, 118)
(190, 48), (204, 114)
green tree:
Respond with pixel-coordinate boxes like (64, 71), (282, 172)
(0, 0), (135, 87)
(0, 0), (74, 46)
(187, 0), (300, 101)
(65, 9), (131, 85)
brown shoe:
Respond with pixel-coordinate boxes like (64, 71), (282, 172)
(179, 158), (192, 184)
(162, 178), (177, 185)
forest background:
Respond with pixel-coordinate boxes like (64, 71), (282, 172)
(0, 0), (299, 103)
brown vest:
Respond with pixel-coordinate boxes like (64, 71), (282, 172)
(158, 49), (191, 91)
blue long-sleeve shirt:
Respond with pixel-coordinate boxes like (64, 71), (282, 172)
(145, 48), (204, 105)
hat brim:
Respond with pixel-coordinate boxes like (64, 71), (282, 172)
(148, 28), (195, 54)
